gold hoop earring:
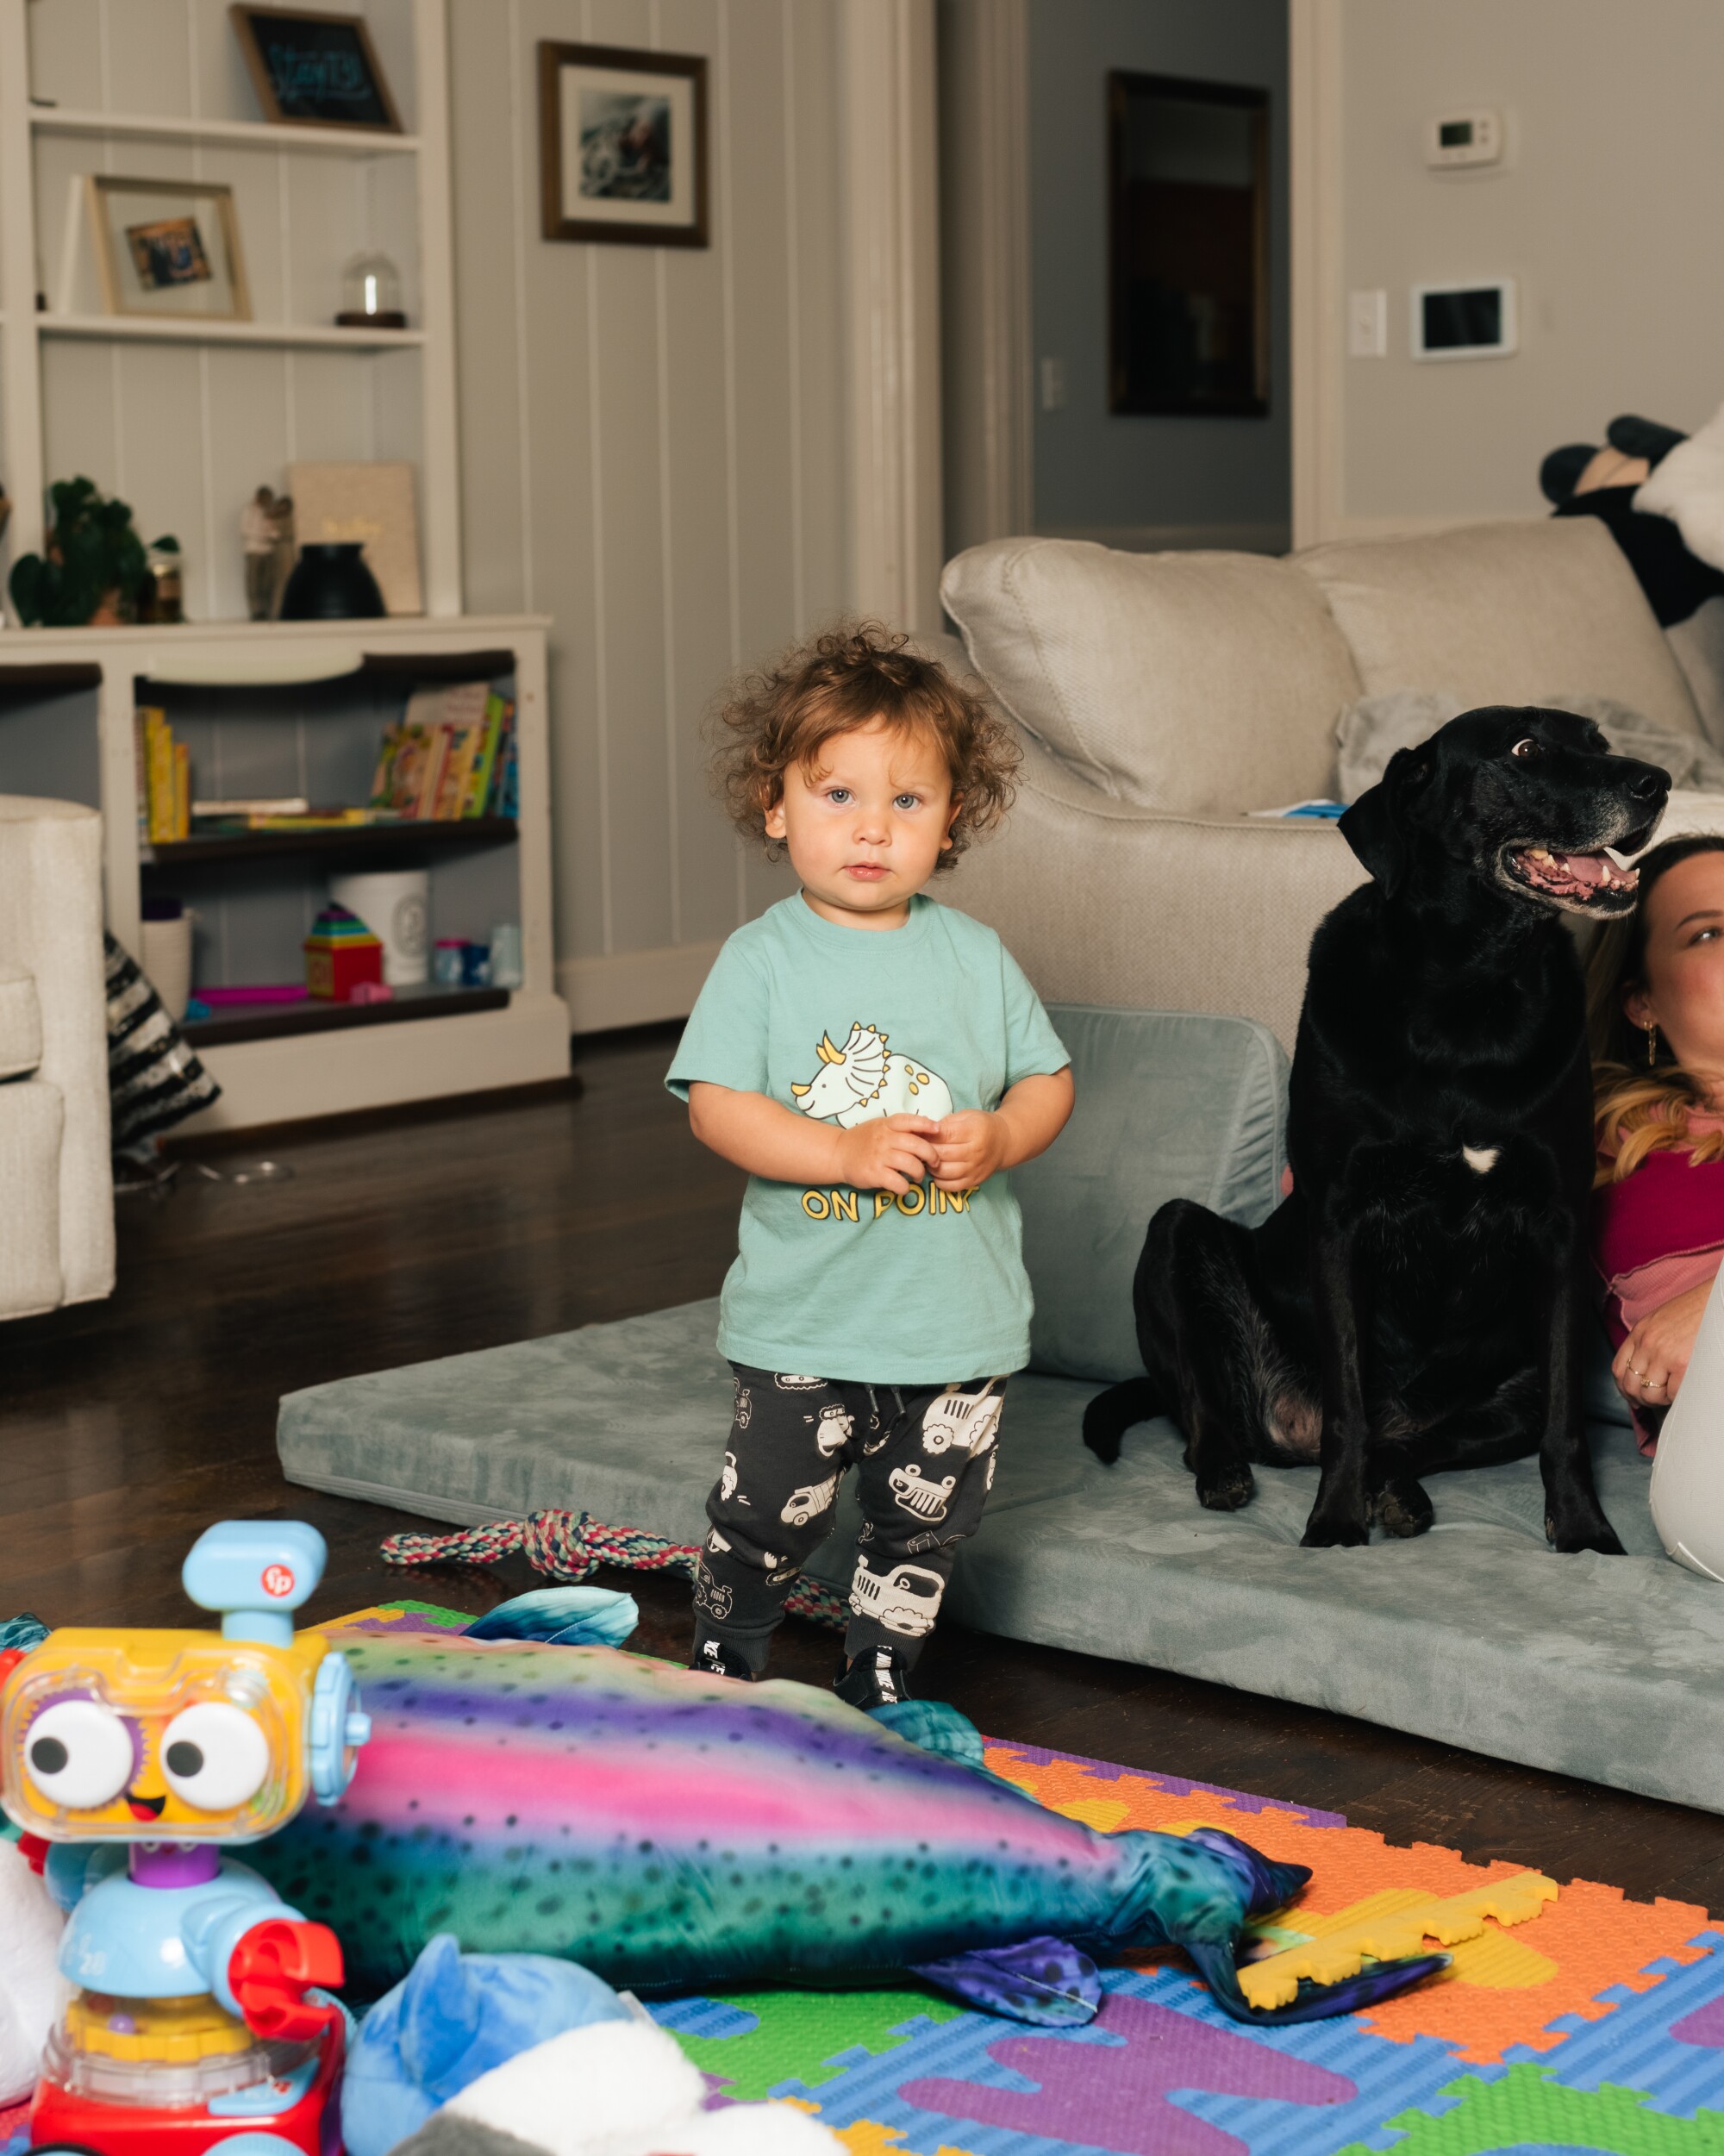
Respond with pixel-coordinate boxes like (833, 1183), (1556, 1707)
(1646, 1022), (1659, 1068)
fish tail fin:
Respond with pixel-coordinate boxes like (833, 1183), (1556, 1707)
(463, 1586), (639, 1647)
(1118, 1826), (1447, 2026)
(1184, 1939), (1452, 2025)
(867, 1697), (986, 1771)
(1184, 1826), (1312, 1917)
(911, 1936), (1101, 2027)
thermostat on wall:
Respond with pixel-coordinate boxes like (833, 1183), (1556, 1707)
(1426, 109), (1502, 167)
(1410, 279), (1517, 360)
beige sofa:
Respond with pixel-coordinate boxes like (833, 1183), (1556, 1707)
(0, 797), (114, 1318)
(939, 518), (1718, 1050)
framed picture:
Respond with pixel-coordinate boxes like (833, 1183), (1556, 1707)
(538, 41), (709, 247)
(229, 4), (402, 132)
(1107, 71), (1270, 416)
(85, 176), (251, 322)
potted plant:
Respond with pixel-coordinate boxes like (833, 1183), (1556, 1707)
(9, 478), (178, 627)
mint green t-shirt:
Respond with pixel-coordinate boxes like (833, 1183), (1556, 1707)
(666, 892), (1069, 1384)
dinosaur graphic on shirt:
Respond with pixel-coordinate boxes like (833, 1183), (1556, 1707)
(790, 1023), (953, 1128)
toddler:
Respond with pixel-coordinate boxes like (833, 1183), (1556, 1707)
(667, 623), (1074, 1707)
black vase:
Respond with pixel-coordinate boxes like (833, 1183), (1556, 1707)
(280, 543), (386, 621)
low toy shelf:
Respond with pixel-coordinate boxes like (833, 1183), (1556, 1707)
(0, 616), (565, 1131)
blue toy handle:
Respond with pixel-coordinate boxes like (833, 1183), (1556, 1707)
(183, 1522), (328, 1645)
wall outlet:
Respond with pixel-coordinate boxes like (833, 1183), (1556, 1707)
(1040, 355), (1067, 411)
(1347, 289), (1388, 358)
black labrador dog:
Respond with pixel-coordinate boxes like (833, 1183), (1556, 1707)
(1084, 707), (1669, 1553)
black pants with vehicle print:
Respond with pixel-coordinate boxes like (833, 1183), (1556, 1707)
(691, 1364), (1009, 1674)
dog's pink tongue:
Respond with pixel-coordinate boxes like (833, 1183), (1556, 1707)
(1553, 850), (1608, 885)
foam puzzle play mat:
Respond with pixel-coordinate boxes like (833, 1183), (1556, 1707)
(6, 1595), (1724, 2156)
(362, 1606), (1724, 2156)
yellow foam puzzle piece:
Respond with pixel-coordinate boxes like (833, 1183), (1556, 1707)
(1237, 1870), (1558, 2009)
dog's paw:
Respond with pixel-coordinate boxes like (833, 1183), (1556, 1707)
(1300, 1508), (1370, 1548)
(1545, 1509), (1627, 1556)
(1371, 1475), (1434, 1539)
(1196, 1465), (1255, 1511)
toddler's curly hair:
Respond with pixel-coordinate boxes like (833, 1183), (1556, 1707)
(713, 621), (1018, 871)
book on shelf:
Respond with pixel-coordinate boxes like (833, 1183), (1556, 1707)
(367, 681), (517, 822)
(192, 797), (310, 819)
(137, 706), (190, 843)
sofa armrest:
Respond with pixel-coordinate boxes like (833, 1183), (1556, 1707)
(0, 797), (114, 1305)
(946, 736), (1365, 1053)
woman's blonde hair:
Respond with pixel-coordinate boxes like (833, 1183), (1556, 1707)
(1587, 834), (1724, 1186)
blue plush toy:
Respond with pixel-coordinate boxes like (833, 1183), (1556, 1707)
(342, 1933), (632, 2156)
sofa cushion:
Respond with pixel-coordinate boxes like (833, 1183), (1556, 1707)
(1018, 1006), (1286, 1382)
(0, 964), (42, 1079)
(940, 538), (1362, 815)
(1296, 519), (1702, 738)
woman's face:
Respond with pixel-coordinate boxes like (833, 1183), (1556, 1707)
(1626, 852), (1724, 1081)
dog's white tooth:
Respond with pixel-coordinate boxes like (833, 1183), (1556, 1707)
(1528, 847), (1553, 861)
(1603, 846), (1637, 869)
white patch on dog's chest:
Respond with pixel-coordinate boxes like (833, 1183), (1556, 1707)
(1461, 1144), (1501, 1174)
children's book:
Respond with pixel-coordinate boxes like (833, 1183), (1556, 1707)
(462, 691), (507, 818)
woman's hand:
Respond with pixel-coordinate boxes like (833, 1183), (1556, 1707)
(1614, 1278), (1715, 1408)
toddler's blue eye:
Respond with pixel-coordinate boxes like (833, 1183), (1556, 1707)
(828, 788), (851, 805)
(894, 794), (921, 811)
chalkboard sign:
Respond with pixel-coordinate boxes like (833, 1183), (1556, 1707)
(229, 6), (402, 132)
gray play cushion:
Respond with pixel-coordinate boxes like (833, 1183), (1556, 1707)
(278, 1006), (1724, 1815)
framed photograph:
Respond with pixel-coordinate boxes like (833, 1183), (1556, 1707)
(1107, 71), (1270, 416)
(538, 41), (709, 248)
(229, 4), (402, 132)
(85, 176), (251, 322)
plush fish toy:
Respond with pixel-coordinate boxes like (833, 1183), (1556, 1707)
(247, 1590), (1445, 2029)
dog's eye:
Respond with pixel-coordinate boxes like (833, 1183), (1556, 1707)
(1511, 738), (1540, 759)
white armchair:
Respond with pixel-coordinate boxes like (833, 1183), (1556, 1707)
(0, 797), (114, 1317)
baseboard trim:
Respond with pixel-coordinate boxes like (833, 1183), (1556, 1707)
(559, 940), (723, 1034)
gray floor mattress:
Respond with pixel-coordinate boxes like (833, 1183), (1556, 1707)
(278, 1293), (1724, 1816)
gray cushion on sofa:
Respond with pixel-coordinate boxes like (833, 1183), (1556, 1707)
(1019, 1007), (1286, 1382)
(278, 1004), (1724, 1815)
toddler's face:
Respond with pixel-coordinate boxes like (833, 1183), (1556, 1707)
(765, 719), (958, 928)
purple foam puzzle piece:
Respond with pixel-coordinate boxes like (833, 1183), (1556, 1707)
(1672, 1993), (1724, 2047)
(897, 1990), (1355, 2156)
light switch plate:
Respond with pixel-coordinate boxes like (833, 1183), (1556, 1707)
(1348, 289), (1387, 358)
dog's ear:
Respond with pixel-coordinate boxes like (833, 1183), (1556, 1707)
(1340, 747), (1428, 897)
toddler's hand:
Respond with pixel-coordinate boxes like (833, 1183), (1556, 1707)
(836, 1114), (940, 1195)
(933, 1109), (1009, 1191)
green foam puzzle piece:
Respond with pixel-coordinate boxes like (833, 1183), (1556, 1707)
(1340, 2062), (1724, 2156)
(670, 1989), (962, 2100)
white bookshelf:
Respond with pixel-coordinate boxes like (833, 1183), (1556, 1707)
(0, 616), (568, 1133)
(0, 5), (555, 1128)
(0, 0), (462, 616)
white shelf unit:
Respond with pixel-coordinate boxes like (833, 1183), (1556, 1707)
(0, 616), (568, 1133)
(0, 0), (461, 616)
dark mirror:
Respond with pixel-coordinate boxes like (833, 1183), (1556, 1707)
(1108, 72), (1270, 416)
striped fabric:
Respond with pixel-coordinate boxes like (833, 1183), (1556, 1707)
(105, 934), (219, 1148)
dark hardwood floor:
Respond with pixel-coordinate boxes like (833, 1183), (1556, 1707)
(7, 1024), (1722, 1911)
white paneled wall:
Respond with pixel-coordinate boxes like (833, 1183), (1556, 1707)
(450, 0), (847, 1030)
(22, 0), (428, 622)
